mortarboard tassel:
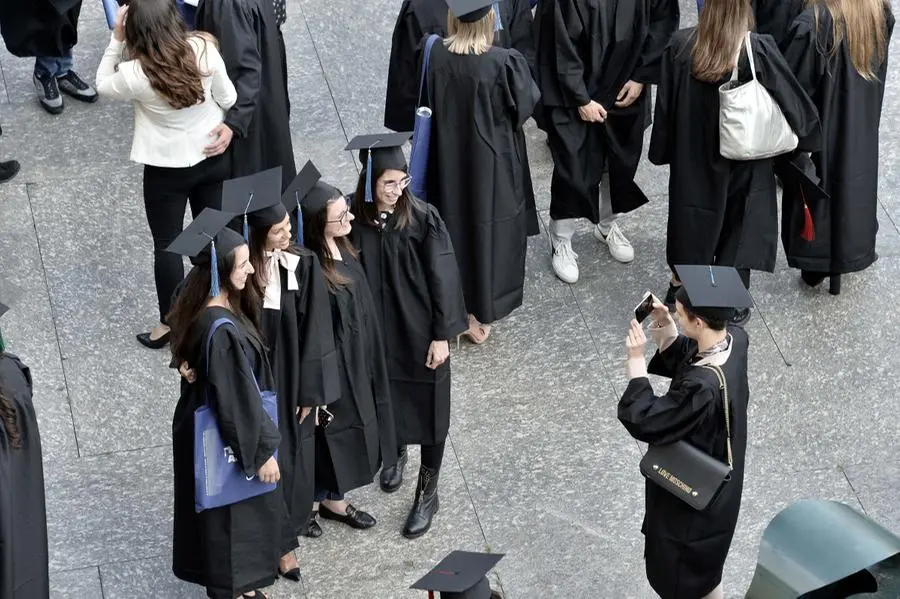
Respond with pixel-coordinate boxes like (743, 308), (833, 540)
(241, 192), (254, 242)
(800, 188), (815, 242)
(209, 240), (221, 297)
(364, 151), (374, 203)
(493, 2), (503, 31)
(295, 192), (304, 246)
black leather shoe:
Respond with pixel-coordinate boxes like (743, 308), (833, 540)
(136, 330), (170, 349)
(730, 308), (751, 327)
(319, 503), (376, 530)
(380, 446), (408, 493)
(304, 510), (322, 538)
(402, 465), (439, 539)
(278, 567), (302, 582)
(0, 160), (19, 184)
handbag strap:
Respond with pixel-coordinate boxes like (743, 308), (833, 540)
(729, 31), (757, 83)
(701, 365), (733, 470)
(417, 34), (440, 108)
(204, 317), (263, 402)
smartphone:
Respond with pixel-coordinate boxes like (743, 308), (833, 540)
(634, 291), (657, 324)
(318, 406), (335, 429)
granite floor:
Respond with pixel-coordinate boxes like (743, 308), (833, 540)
(0, 1), (897, 598)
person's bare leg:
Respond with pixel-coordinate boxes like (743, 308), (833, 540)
(279, 551), (299, 572)
(701, 583), (724, 599)
(150, 322), (170, 341)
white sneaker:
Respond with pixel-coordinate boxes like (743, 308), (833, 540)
(594, 222), (634, 263)
(551, 239), (580, 283)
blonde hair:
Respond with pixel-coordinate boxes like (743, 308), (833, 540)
(808, 0), (889, 81)
(445, 9), (495, 55)
(691, 0), (755, 83)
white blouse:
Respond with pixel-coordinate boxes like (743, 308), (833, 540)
(95, 34), (237, 168)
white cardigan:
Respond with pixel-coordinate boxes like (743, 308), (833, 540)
(96, 34), (237, 168)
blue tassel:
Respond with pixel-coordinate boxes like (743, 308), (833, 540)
(493, 2), (503, 31)
(209, 240), (221, 297)
(295, 192), (304, 246)
(364, 151), (373, 203)
(242, 215), (249, 242)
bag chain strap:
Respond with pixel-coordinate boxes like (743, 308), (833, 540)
(702, 365), (733, 470)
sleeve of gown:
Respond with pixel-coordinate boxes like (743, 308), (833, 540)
(549, 0), (591, 107)
(754, 33), (822, 152)
(632, 0), (680, 85)
(217, 3), (263, 139)
(364, 291), (398, 469)
(648, 43), (675, 165)
(422, 206), (469, 341)
(296, 256), (341, 407)
(506, 0), (537, 72)
(502, 50), (541, 128)
(384, 1), (423, 132)
(206, 328), (281, 478)
(779, 12), (825, 98)
(617, 375), (717, 445)
(646, 335), (695, 378)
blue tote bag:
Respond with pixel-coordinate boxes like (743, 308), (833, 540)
(194, 318), (279, 512)
(408, 34), (440, 202)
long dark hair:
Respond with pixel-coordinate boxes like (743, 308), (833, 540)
(0, 381), (20, 449)
(352, 167), (420, 230)
(247, 223), (315, 299)
(303, 198), (359, 293)
(124, 0), (211, 109)
(166, 248), (263, 366)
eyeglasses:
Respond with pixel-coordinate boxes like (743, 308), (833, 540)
(381, 176), (412, 195)
(327, 207), (351, 224)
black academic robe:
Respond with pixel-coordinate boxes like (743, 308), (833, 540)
(753, 0), (804, 46)
(534, 0), (679, 222)
(618, 327), (750, 599)
(172, 307), (283, 599)
(350, 201), (469, 447)
(0, 0), (81, 58)
(649, 30), (821, 273)
(316, 253), (397, 495)
(260, 250), (340, 538)
(383, 0), (536, 133)
(196, 0), (296, 191)
(421, 42), (539, 324)
(779, 7), (894, 275)
(0, 354), (49, 599)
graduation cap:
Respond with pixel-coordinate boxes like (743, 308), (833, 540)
(282, 161), (322, 246)
(220, 167), (284, 241)
(783, 154), (830, 242)
(411, 551), (504, 599)
(447, 0), (504, 25)
(673, 265), (753, 323)
(345, 132), (413, 203)
(166, 208), (246, 297)
(300, 180), (345, 224)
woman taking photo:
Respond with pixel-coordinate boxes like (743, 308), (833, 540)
(648, 0), (820, 323)
(168, 209), (283, 599)
(347, 133), (468, 538)
(618, 265), (752, 599)
(780, 0), (894, 295)
(300, 181), (398, 535)
(421, 0), (540, 343)
(96, 0), (237, 349)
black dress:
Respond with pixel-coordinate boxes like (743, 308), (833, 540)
(195, 0), (296, 191)
(618, 327), (750, 599)
(0, 353), (49, 599)
(383, 0), (536, 133)
(350, 202), (468, 446)
(259, 250), (340, 537)
(420, 41), (539, 324)
(316, 253), (398, 495)
(172, 306), (283, 599)
(533, 0), (680, 222)
(649, 29), (821, 273)
(779, 7), (895, 275)
(0, 0), (81, 57)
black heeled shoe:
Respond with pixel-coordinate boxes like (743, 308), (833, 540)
(136, 330), (170, 349)
(801, 270), (828, 288)
(304, 510), (323, 538)
(402, 466), (439, 539)
(829, 274), (841, 296)
(319, 503), (376, 529)
(278, 566), (302, 582)
(380, 446), (408, 493)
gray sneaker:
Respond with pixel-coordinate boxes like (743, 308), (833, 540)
(57, 71), (98, 103)
(34, 71), (63, 114)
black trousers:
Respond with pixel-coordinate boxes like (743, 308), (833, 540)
(402, 441), (446, 472)
(143, 154), (229, 323)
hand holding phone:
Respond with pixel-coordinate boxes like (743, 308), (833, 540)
(634, 291), (656, 324)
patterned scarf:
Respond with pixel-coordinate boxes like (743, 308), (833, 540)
(273, 0), (287, 27)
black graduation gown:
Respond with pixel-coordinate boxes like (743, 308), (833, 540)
(421, 42), (539, 324)
(195, 0), (296, 191)
(0, 0), (81, 58)
(779, 8), (894, 275)
(649, 30), (821, 273)
(618, 327), (750, 599)
(534, 0), (679, 222)
(172, 307), (283, 599)
(316, 253), (397, 495)
(753, 0), (804, 46)
(0, 354), (49, 599)
(383, 0), (536, 133)
(350, 201), (469, 447)
(260, 250), (340, 537)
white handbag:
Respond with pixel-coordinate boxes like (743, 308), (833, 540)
(719, 32), (798, 161)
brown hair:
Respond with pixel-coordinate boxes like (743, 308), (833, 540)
(0, 384), (20, 449)
(808, 0), (889, 81)
(124, 0), (212, 109)
(446, 9), (495, 55)
(303, 197), (359, 293)
(352, 167), (418, 231)
(247, 223), (314, 298)
(691, 0), (755, 83)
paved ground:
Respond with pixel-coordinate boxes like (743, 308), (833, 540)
(1, 1), (898, 598)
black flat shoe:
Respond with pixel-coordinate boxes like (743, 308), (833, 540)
(0, 160), (19, 184)
(380, 447), (408, 493)
(278, 567), (302, 582)
(319, 503), (376, 530)
(136, 330), (170, 349)
(305, 510), (322, 538)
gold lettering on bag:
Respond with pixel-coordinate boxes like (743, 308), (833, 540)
(657, 468), (694, 495)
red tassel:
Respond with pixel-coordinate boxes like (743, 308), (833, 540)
(800, 188), (815, 241)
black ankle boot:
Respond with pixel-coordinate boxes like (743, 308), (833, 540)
(403, 465), (439, 539)
(380, 446), (408, 493)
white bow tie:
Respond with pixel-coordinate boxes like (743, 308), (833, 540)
(263, 250), (300, 310)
